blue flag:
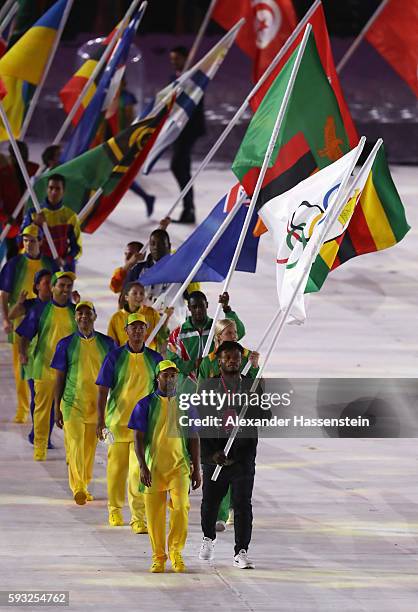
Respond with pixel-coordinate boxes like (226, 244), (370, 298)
(60, 6), (144, 162)
(139, 184), (259, 285)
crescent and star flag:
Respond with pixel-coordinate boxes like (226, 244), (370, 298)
(141, 20), (243, 175)
(0, 0), (69, 139)
(139, 183), (259, 286)
(33, 98), (173, 233)
(212, 0), (297, 82)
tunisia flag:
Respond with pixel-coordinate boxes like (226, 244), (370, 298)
(365, 0), (418, 97)
(212, 0), (298, 82)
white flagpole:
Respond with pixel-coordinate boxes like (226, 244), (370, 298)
(0, 0), (18, 37)
(162, 0), (322, 222)
(20, 0), (75, 138)
(0, 0), (16, 25)
(182, 0), (218, 72)
(201, 24), (313, 361)
(53, 0), (145, 144)
(144, 192), (247, 348)
(0, 102), (60, 262)
(211, 138), (369, 482)
(336, 0), (390, 73)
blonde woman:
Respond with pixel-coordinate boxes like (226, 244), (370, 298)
(198, 319), (259, 532)
(107, 281), (172, 354)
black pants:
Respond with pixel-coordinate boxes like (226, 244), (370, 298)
(170, 137), (196, 214)
(201, 461), (255, 555)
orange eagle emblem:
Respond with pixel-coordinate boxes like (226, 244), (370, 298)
(318, 116), (344, 161)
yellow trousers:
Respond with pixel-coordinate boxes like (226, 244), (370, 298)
(33, 379), (55, 456)
(64, 419), (97, 495)
(107, 441), (145, 523)
(12, 341), (29, 421)
(144, 480), (190, 562)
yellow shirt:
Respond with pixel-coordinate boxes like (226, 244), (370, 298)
(107, 306), (160, 350)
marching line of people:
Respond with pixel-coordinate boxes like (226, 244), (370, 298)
(1, 196), (264, 574)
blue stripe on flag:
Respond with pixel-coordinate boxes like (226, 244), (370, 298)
(176, 92), (197, 119)
(191, 69), (210, 90)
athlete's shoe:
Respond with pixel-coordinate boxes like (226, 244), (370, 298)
(131, 520), (148, 534)
(216, 520), (226, 532)
(170, 552), (186, 573)
(150, 559), (166, 573)
(86, 491), (94, 502)
(33, 449), (47, 461)
(74, 490), (87, 505)
(226, 509), (234, 525)
(199, 537), (215, 561)
(233, 549), (255, 569)
(108, 510), (124, 527)
(13, 415), (27, 424)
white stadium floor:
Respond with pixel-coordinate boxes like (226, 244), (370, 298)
(0, 161), (417, 611)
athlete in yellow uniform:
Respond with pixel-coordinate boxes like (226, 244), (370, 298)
(96, 313), (163, 532)
(0, 225), (55, 422)
(52, 302), (116, 505)
(16, 271), (77, 461)
(129, 360), (201, 573)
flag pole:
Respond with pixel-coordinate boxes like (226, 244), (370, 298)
(211, 138), (370, 482)
(201, 24), (313, 361)
(53, 0), (145, 144)
(0, 102), (60, 263)
(0, 1), (18, 37)
(20, 0), (75, 138)
(336, 0), (390, 73)
(144, 192), (247, 348)
(161, 0), (322, 222)
(0, 0), (145, 247)
(0, 0), (16, 25)
(182, 0), (218, 72)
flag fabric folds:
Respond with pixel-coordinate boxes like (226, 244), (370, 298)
(307, 145), (410, 293)
(232, 32), (350, 225)
(212, 0), (297, 82)
(0, 0), (68, 139)
(33, 99), (172, 233)
(139, 184), (259, 286)
(60, 7), (143, 163)
(141, 22), (242, 175)
(259, 146), (360, 322)
(59, 27), (117, 127)
(365, 0), (418, 97)
(250, 2), (358, 149)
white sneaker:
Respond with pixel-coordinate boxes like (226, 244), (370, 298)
(199, 536), (215, 560)
(233, 549), (255, 569)
(216, 520), (226, 532)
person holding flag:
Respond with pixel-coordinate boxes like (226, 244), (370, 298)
(51, 301), (115, 505)
(96, 313), (163, 532)
(16, 271), (77, 461)
(21, 173), (82, 272)
(0, 224), (56, 423)
(129, 360), (201, 573)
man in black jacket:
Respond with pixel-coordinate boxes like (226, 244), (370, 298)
(197, 341), (270, 569)
(169, 46), (206, 225)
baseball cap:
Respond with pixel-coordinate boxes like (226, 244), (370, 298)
(75, 301), (95, 313)
(33, 269), (52, 286)
(51, 271), (76, 285)
(155, 360), (179, 375)
(126, 312), (148, 326)
(21, 224), (42, 239)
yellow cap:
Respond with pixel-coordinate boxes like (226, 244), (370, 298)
(75, 301), (95, 312)
(155, 360), (179, 375)
(51, 271), (76, 285)
(126, 312), (148, 327)
(21, 224), (42, 239)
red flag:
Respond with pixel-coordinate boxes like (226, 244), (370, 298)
(365, 0), (418, 97)
(0, 76), (7, 99)
(250, 2), (358, 149)
(212, 0), (297, 82)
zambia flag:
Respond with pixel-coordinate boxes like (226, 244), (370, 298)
(34, 98), (173, 233)
(0, 0), (69, 139)
(232, 32), (351, 234)
(306, 146), (410, 293)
